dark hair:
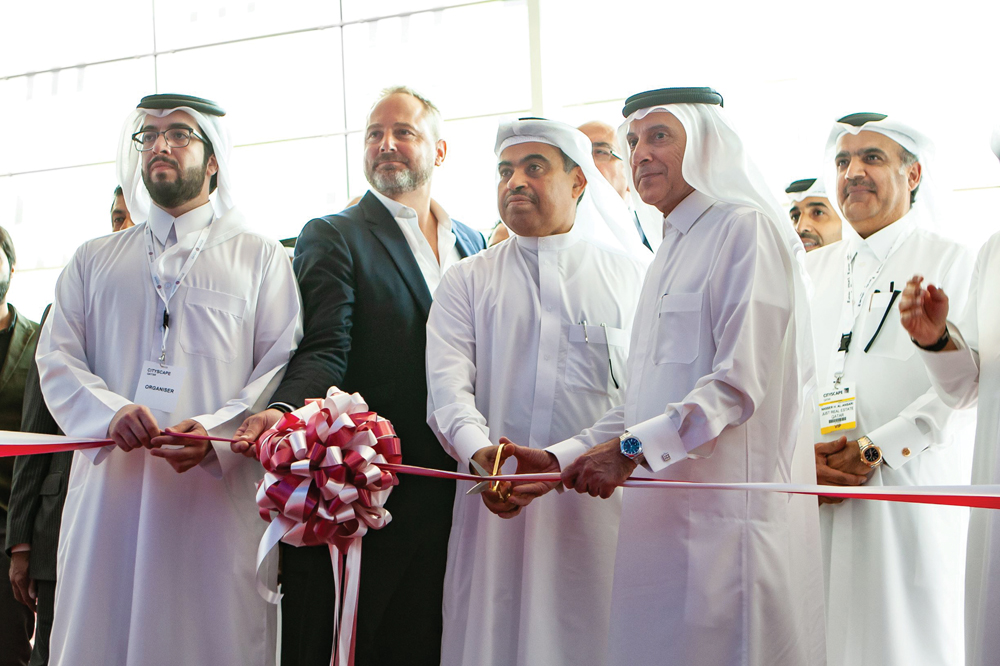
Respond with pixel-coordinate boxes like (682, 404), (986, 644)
(899, 146), (919, 205)
(111, 185), (123, 213)
(202, 139), (217, 193)
(0, 225), (16, 269)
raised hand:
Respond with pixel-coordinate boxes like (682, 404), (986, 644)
(899, 274), (950, 347)
(231, 408), (284, 458)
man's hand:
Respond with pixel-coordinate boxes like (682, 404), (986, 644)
(108, 404), (160, 451)
(471, 441), (519, 518)
(562, 436), (635, 499)
(232, 408), (283, 458)
(149, 420), (212, 473)
(899, 275), (951, 348)
(504, 440), (562, 508)
(815, 436), (871, 505)
(9, 551), (35, 612)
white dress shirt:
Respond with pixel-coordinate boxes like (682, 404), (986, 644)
(37, 203), (302, 666)
(916, 230), (1000, 666)
(370, 188), (461, 295)
(548, 190), (825, 666)
(806, 212), (975, 666)
(427, 227), (646, 666)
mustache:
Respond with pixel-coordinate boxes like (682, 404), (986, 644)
(798, 230), (822, 246)
(503, 188), (538, 206)
(842, 177), (876, 197)
(373, 153), (410, 167)
(147, 156), (179, 170)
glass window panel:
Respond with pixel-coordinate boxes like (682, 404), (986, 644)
(0, 163), (118, 296)
(0, 58), (157, 176)
(156, 29), (346, 146)
(341, 0), (478, 23)
(153, 0), (339, 52)
(229, 136), (349, 241)
(5, 268), (61, 324)
(342, 1), (531, 130)
(345, 114), (512, 235)
(0, 0), (153, 78)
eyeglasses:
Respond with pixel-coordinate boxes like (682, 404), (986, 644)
(131, 128), (207, 152)
(592, 147), (623, 163)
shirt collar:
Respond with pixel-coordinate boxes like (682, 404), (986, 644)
(851, 208), (917, 262)
(369, 189), (453, 232)
(664, 189), (716, 235)
(147, 201), (215, 246)
(0, 306), (17, 335)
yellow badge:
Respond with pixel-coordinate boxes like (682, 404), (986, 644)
(819, 383), (857, 435)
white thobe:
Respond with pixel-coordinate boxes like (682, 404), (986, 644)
(37, 202), (302, 666)
(916, 230), (1000, 666)
(806, 214), (975, 666)
(369, 188), (462, 295)
(549, 191), (826, 666)
(427, 230), (647, 666)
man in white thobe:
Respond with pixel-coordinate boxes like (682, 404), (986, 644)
(36, 94), (301, 666)
(808, 113), (975, 666)
(427, 118), (649, 666)
(497, 87), (825, 666)
(899, 128), (1000, 666)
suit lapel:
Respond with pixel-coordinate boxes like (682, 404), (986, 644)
(361, 192), (433, 316)
(453, 222), (482, 259)
(0, 306), (35, 394)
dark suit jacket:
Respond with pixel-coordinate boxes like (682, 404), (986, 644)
(270, 191), (484, 660)
(4, 305), (70, 582)
(0, 305), (40, 546)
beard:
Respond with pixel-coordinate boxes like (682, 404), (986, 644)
(142, 156), (209, 209)
(0, 272), (9, 305)
(364, 152), (434, 196)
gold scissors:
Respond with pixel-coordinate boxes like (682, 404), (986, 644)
(465, 443), (510, 502)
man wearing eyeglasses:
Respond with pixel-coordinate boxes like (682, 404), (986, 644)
(34, 94), (302, 666)
(578, 121), (652, 251)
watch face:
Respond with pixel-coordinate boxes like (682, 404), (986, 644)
(622, 437), (642, 457)
(863, 446), (881, 464)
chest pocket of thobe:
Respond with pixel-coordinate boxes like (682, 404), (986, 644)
(860, 290), (914, 362)
(565, 324), (627, 395)
(179, 287), (247, 363)
(654, 292), (703, 365)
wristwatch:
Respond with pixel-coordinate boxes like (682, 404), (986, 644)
(858, 435), (883, 469)
(620, 431), (643, 462)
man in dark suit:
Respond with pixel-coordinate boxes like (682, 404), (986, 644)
(0, 226), (41, 666)
(5, 304), (70, 666)
(234, 86), (485, 666)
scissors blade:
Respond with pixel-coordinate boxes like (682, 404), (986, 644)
(466, 459), (492, 495)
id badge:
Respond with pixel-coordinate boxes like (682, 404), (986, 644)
(819, 383), (857, 435)
(134, 361), (186, 414)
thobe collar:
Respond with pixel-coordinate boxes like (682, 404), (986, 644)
(513, 224), (582, 254)
(663, 189), (716, 236)
(369, 188), (455, 235)
(848, 208), (917, 262)
(147, 201), (215, 247)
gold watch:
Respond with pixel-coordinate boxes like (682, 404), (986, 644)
(858, 435), (883, 469)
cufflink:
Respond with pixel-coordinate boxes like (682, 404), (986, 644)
(661, 453), (671, 462)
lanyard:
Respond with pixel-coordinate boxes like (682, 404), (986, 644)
(831, 231), (908, 386)
(143, 220), (212, 365)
